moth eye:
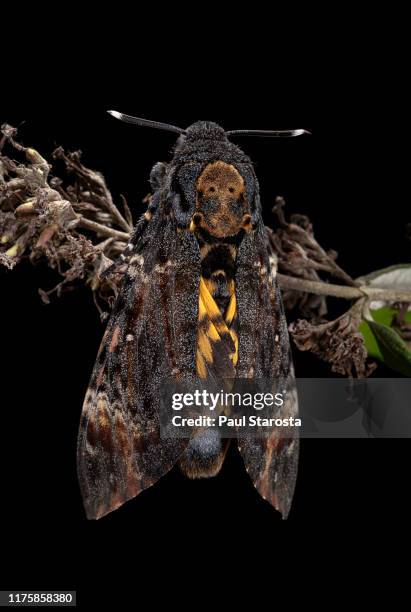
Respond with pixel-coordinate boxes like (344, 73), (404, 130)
(228, 187), (235, 193)
(209, 186), (216, 193)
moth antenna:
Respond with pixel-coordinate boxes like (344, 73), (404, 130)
(107, 110), (186, 135)
(226, 129), (311, 138)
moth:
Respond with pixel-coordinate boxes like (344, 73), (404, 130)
(77, 111), (308, 520)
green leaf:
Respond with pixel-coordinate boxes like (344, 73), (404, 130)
(357, 264), (411, 374)
(359, 320), (383, 360)
(360, 307), (411, 360)
(358, 264), (411, 315)
(369, 306), (395, 326)
(357, 264), (411, 373)
(367, 320), (411, 376)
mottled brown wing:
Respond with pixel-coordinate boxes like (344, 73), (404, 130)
(77, 205), (201, 519)
(235, 226), (299, 519)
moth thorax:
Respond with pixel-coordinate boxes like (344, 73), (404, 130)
(192, 161), (251, 238)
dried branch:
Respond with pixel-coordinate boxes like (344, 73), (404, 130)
(77, 217), (130, 242)
(271, 196), (356, 287)
(277, 273), (411, 303)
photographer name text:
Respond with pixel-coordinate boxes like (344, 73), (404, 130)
(171, 415), (301, 428)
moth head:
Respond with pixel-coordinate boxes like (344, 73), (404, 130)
(191, 161), (252, 238)
(183, 121), (228, 143)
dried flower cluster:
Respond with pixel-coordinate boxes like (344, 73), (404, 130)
(0, 124), (131, 313)
(289, 301), (377, 377)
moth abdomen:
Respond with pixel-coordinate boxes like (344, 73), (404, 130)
(179, 431), (230, 479)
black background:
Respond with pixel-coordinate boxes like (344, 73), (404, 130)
(1, 39), (410, 602)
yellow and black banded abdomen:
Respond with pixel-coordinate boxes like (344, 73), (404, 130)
(196, 275), (238, 380)
(179, 274), (236, 479)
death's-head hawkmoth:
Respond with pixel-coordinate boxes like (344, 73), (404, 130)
(77, 112), (308, 520)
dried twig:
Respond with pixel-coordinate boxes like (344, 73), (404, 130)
(271, 196), (356, 287)
(277, 273), (411, 303)
(77, 217), (130, 242)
